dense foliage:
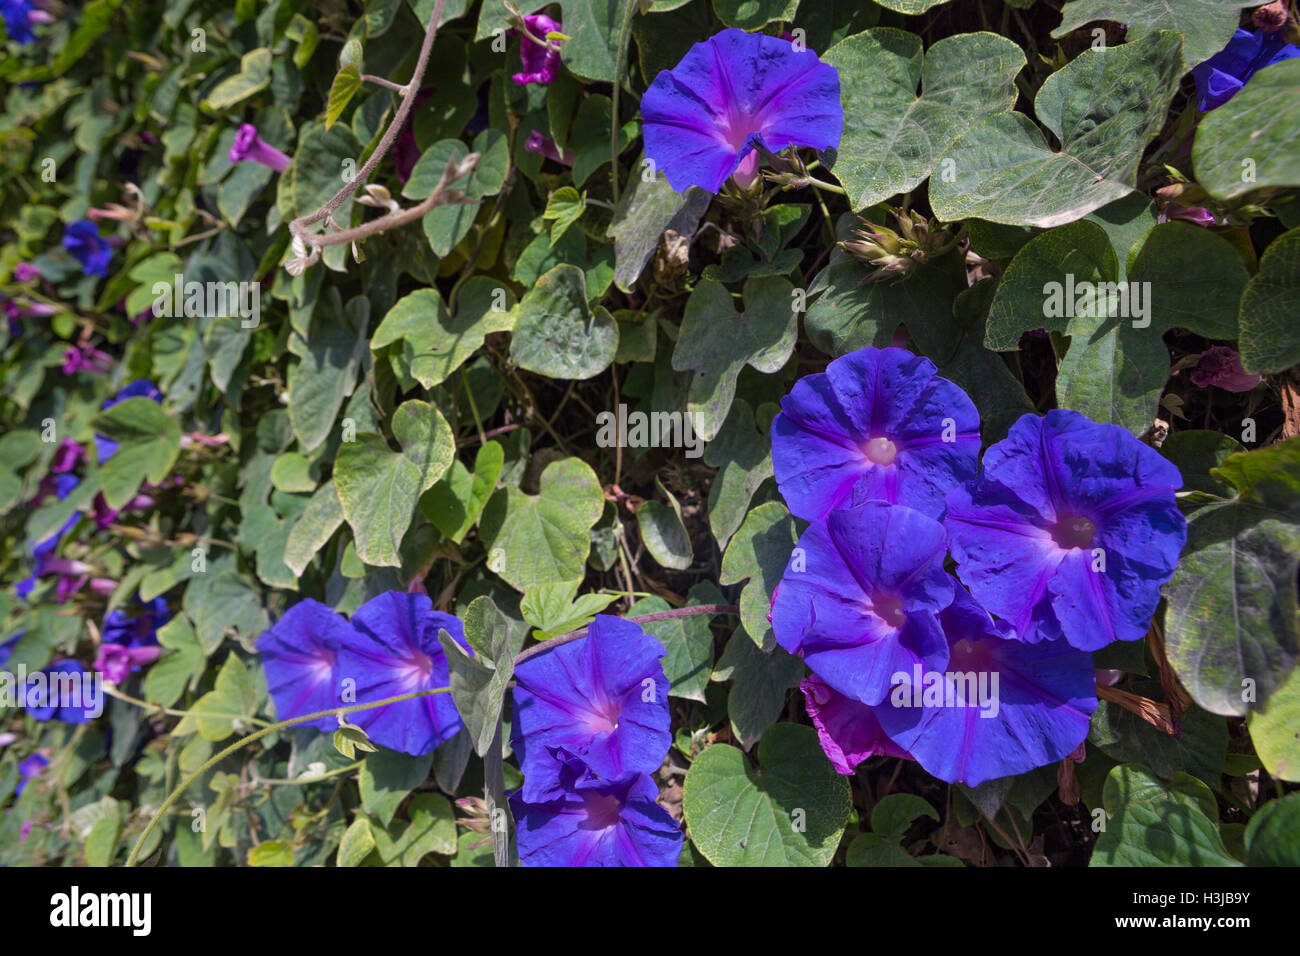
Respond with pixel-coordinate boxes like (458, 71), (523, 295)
(2, 0), (1299, 868)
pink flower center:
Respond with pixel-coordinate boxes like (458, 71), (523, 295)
(586, 698), (622, 735)
(864, 437), (899, 466)
(582, 793), (624, 829)
(400, 650), (434, 687)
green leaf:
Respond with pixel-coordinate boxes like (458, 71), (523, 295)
(203, 48), (274, 111)
(510, 264), (618, 380)
(1165, 439), (1300, 719)
(438, 603), (523, 757)
(144, 616), (205, 709)
(683, 723), (851, 867)
(544, 186), (586, 245)
(1088, 693), (1228, 787)
(479, 458), (606, 592)
(373, 279), (515, 389)
(92, 398), (181, 509)
(366, 793), (457, 865)
(712, 627), (804, 748)
(825, 29), (1024, 211)
(1248, 664), (1300, 781)
(248, 841), (295, 867)
(635, 583), (723, 704)
(874, 0), (953, 11)
(1194, 59), (1300, 200)
(333, 400), (455, 567)
(871, 793), (939, 841)
(288, 291), (368, 452)
(607, 156), (711, 292)
(1091, 764), (1239, 867)
(720, 502), (798, 651)
(359, 748), (434, 827)
(326, 64), (362, 130)
(704, 398), (774, 550)
(182, 571), (269, 655)
(1244, 793), (1300, 865)
(1239, 227), (1300, 375)
(930, 31), (1184, 227)
(559, 0), (623, 83)
(712, 0), (799, 30)
(520, 580), (619, 640)
(420, 440), (504, 543)
(84, 814), (123, 867)
(673, 276), (797, 441)
(282, 483), (345, 577)
(1053, 0), (1255, 67)
(51, 0), (124, 75)
(985, 220), (1247, 432)
(184, 653), (260, 742)
(337, 817), (376, 867)
(637, 481), (693, 571)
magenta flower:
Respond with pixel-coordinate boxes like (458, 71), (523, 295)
(52, 439), (84, 474)
(641, 28), (842, 193)
(12, 262), (39, 281)
(94, 643), (163, 683)
(802, 675), (910, 775)
(229, 123), (291, 173)
(524, 129), (574, 166)
(1190, 346), (1262, 392)
(513, 14), (563, 86)
(62, 343), (113, 375)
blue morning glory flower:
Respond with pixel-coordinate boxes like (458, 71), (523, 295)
(335, 592), (468, 756)
(640, 27), (842, 193)
(510, 769), (682, 867)
(95, 380), (162, 463)
(511, 615), (671, 803)
(1193, 28), (1300, 111)
(945, 409), (1186, 651)
(874, 586), (1097, 786)
(256, 598), (356, 731)
(62, 219), (113, 278)
(95, 596), (169, 683)
(1, 0), (38, 45)
(771, 500), (954, 706)
(16, 753), (48, 797)
(28, 658), (92, 724)
(772, 347), (981, 523)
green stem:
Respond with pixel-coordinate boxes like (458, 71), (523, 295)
(103, 684), (272, 728)
(124, 687), (451, 867)
(610, 0), (637, 203)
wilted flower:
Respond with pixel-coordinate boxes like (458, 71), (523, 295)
(229, 123), (291, 173)
(62, 343), (114, 376)
(771, 347), (981, 522)
(95, 597), (169, 683)
(801, 674), (910, 775)
(945, 410), (1187, 650)
(513, 13), (563, 86)
(12, 262), (39, 282)
(1190, 345), (1262, 392)
(62, 220), (113, 278)
(16, 753), (48, 797)
(641, 28), (842, 193)
(524, 129), (575, 166)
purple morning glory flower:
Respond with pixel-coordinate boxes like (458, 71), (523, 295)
(874, 587), (1097, 786)
(28, 658), (93, 724)
(510, 769), (682, 867)
(772, 347), (981, 522)
(640, 27), (842, 193)
(771, 500), (954, 706)
(513, 13), (563, 86)
(334, 592), (468, 756)
(62, 219), (113, 278)
(62, 342), (114, 376)
(511, 615), (671, 803)
(945, 410), (1187, 651)
(801, 674), (910, 775)
(95, 379), (162, 463)
(16, 753), (48, 797)
(1193, 28), (1300, 111)
(51, 439), (84, 474)
(95, 597), (169, 683)
(256, 598), (357, 732)
(524, 129), (574, 166)
(1190, 346), (1262, 393)
(229, 123), (291, 173)
(13, 262), (39, 282)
